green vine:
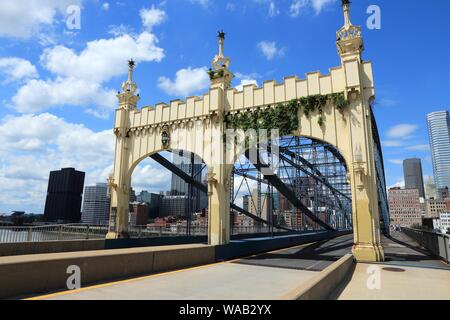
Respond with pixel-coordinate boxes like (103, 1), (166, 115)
(225, 92), (349, 134)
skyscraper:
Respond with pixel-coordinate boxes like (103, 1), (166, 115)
(44, 168), (85, 223)
(170, 155), (206, 212)
(427, 111), (450, 189)
(403, 158), (425, 198)
(81, 183), (110, 225)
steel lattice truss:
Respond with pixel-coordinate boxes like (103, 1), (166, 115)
(232, 136), (352, 232)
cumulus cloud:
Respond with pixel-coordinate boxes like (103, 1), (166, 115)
(158, 67), (210, 97)
(10, 8), (166, 117)
(236, 79), (258, 92)
(0, 0), (81, 39)
(0, 57), (39, 83)
(0, 113), (115, 213)
(257, 41), (285, 60)
(140, 6), (167, 31)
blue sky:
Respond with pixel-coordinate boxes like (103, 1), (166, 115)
(0, 0), (449, 213)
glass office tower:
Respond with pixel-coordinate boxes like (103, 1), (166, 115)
(427, 111), (450, 190)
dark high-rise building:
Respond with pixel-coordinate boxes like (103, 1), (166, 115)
(403, 158), (425, 198)
(43, 168), (85, 223)
(170, 155), (206, 212)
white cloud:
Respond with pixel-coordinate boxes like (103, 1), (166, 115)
(386, 124), (418, 139)
(289, 0), (335, 17)
(102, 2), (110, 11)
(236, 79), (258, 91)
(140, 6), (167, 31)
(0, 113), (115, 213)
(388, 179), (405, 190)
(0, 57), (38, 83)
(158, 67), (210, 97)
(0, 0), (81, 39)
(257, 41), (285, 60)
(405, 144), (431, 152)
(12, 77), (116, 117)
(388, 159), (404, 165)
(11, 19), (165, 116)
(310, 0), (336, 14)
(268, 2), (280, 17)
(382, 140), (403, 147)
(290, 0), (308, 17)
(190, 0), (210, 7)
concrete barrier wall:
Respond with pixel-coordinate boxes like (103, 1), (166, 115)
(0, 231), (343, 257)
(216, 231), (351, 261)
(402, 228), (450, 263)
(282, 254), (355, 300)
(0, 244), (215, 299)
(0, 239), (105, 257)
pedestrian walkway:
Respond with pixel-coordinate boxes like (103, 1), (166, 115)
(335, 232), (450, 300)
(30, 235), (353, 300)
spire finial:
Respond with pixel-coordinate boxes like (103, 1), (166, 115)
(120, 59), (138, 97)
(210, 30), (233, 89)
(212, 30), (230, 70)
(217, 30), (226, 59)
(342, 0), (351, 26)
(336, 0), (363, 61)
(128, 59), (135, 82)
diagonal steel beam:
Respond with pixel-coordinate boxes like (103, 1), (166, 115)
(244, 149), (335, 231)
(149, 153), (295, 232)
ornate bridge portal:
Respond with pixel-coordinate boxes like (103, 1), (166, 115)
(107, 1), (388, 262)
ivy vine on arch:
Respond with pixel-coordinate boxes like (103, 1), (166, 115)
(225, 92), (349, 135)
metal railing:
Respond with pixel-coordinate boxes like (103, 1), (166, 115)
(0, 224), (108, 243)
(403, 228), (450, 263)
(0, 224), (298, 243)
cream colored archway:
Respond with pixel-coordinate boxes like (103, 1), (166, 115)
(107, 1), (385, 262)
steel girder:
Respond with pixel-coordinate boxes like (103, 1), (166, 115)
(244, 148), (335, 231)
(149, 153), (295, 233)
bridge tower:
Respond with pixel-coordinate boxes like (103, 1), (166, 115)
(336, 0), (384, 261)
(206, 31), (234, 245)
(106, 60), (139, 239)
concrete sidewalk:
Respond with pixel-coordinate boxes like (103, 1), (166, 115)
(335, 233), (450, 300)
(31, 235), (353, 300)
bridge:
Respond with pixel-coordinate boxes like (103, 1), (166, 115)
(0, 1), (448, 301)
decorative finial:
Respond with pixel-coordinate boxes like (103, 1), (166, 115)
(341, 0), (351, 26)
(212, 30), (230, 70)
(120, 59), (138, 98)
(336, 0), (363, 59)
(210, 30), (234, 89)
(218, 30), (226, 40)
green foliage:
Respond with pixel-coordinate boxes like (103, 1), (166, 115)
(208, 69), (224, 80)
(226, 92), (349, 134)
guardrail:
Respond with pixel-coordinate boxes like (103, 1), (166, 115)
(0, 224), (295, 243)
(402, 228), (450, 263)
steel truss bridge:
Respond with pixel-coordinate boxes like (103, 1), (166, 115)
(150, 136), (354, 236)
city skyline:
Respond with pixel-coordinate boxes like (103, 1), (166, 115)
(0, 0), (449, 213)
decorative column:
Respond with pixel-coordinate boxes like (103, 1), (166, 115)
(207, 31), (234, 246)
(337, 0), (384, 261)
(106, 60), (140, 239)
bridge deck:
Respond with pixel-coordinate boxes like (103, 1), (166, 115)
(31, 234), (353, 300)
(335, 232), (450, 300)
